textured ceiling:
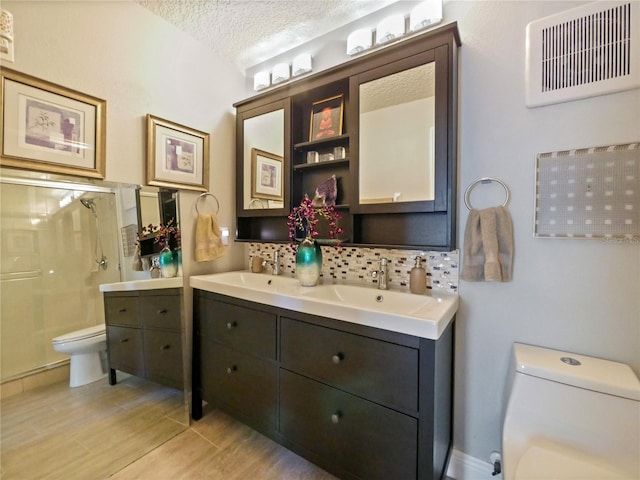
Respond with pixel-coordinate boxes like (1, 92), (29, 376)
(137, 0), (395, 70)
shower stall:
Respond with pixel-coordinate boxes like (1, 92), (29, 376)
(0, 175), (123, 383)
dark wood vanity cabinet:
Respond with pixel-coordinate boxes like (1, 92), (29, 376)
(235, 22), (460, 250)
(192, 289), (454, 480)
(193, 292), (278, 435)
(104, 288), (183, 390)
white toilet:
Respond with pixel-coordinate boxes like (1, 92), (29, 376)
(502, 343), (640, 480)
(51, 324), (108, 387)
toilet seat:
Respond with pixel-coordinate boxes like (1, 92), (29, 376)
(52, 324), (105, 344)
(516, 444), (632, 480)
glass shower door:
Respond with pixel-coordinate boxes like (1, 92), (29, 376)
(0, 182), (121, 382)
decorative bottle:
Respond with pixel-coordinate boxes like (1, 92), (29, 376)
(409, 256), (427, 294)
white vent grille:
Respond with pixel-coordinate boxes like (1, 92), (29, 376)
(526, 1), (640, 107)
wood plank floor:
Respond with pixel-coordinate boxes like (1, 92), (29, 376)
(1, 376), (337, 479)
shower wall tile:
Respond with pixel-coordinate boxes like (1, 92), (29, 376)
(248, 243), (459, 293)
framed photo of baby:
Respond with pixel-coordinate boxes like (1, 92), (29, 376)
(309, 95), (343, 141)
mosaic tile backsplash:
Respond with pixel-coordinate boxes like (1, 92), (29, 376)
(248, 243), (459, 293)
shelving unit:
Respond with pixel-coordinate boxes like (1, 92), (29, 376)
(235, 22), (461, 250)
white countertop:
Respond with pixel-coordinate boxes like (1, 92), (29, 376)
(190, 271), (458, 340)
(99, 277), (184, 292)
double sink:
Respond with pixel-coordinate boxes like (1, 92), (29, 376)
(190, 271), (458, 340)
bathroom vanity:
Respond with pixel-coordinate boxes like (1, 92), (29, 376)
(191, 272), (457, 480)
(100, 278), (184, 390)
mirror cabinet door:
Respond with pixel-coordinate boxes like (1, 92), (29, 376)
(351, 47), (449, 214)
(237, 99), (291, 215)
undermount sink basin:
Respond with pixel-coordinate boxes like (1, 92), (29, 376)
(190, 271), (458, 340)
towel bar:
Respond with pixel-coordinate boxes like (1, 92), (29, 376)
(464, 177), (510, 210)
(195, 192), (220, 215)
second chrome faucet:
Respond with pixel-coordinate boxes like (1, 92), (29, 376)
(264, 251), (281, 275)
(372, 257), (389, 290)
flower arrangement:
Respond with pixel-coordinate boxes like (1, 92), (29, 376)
(287, 195), (343, 247)
(138, 219), (181, 249)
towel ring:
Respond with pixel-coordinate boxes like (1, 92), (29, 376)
(195, 192), (220, 215)
(464, 177), (510, 210)
(248, 198), (267, 209)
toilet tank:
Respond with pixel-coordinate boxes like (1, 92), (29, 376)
(502, 343), (640, 480)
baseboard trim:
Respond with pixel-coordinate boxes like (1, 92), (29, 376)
(447, 448), (501, 480)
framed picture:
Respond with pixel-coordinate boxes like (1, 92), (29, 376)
(147, 114), (210, 192)
(251, 148), (283, 201)
(309, 94), (344, 141)
(0, 68), (106, 178)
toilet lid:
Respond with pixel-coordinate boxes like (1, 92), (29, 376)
(516, 444), (632, 480)
(52, 324), (105, 344)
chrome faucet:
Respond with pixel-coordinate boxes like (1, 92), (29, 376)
(372, 257), (389, 290)
(264, 251), (281, 275)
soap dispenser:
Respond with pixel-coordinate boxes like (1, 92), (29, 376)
(409, 256), (427, 294)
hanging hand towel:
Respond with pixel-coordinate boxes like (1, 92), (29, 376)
(461, 206), (514, 282)
(195, 213), (225, 262)
(132, 244), (143, 271)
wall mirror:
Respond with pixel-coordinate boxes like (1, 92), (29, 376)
(0, 168), (189, 479)
(358, 62), (435, 205)
(242, 108), (285, 210)
(136, 185), (181, 256)
(138, 186), (178, 230)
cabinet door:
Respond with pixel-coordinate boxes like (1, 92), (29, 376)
(201, 341), (277, 435)
(198, 298), (276, 360)
(143, 330), (183, 389)
(106, 325), (144, 376)
(140, 294), (181, 330)
(281, 317), (419, 412)
(280, 370), (417, 480)
(104, 295), (139, 327)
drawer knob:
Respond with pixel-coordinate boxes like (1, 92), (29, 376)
(226, 321), (238, 330)
(120, 338), (129, 343)
(226, 365), (238, 374)
(118, 308), (127, 313)
(331, 411), (342, 424)
(157, 309), (168, 315)
(332, 353), (344, 364)
(160, 344), (171, 351)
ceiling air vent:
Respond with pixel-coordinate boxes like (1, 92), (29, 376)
(526, 1), (640, 107)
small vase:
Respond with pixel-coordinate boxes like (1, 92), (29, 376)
(159, 246), (178, 278)
(295, 237), (322, 286)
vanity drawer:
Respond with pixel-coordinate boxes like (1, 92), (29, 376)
(143, 330), (183, 389)
(104, 295), (139, 327)
(198, 298), (276, 360)
(201, 341), (277, 435)
(281, 317), (419, 412)
(106, 325), (144, 376)
(140, 295), (181, 330)
(280, 369), (417, 480)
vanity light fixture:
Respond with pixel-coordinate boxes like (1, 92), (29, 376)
(253, 70), (270, 91)
(272, 62), (290, 84)
(346, 28), (373, 55)
(410, 0), (443, 32)
(375, 14), (405, 45)
(292, 53), (312, 77)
